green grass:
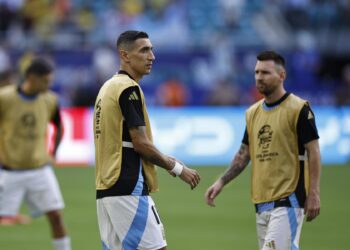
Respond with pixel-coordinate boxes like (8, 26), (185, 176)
(0, 165), (349, 249)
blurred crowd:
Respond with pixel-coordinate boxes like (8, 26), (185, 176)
(0, 0), (349, 106)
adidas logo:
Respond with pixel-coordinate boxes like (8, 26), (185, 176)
(128, 91), (139, 101)
(265, 240), (276, 249)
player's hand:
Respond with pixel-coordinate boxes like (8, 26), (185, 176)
(178, 166), (201, 190)
(304, 192), (320, 222)
(205, 179), (224, 207)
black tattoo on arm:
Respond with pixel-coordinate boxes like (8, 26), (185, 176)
(131, 127), (173, 170)
(221, 144), (250, 185)
(143, 146), (172, 170)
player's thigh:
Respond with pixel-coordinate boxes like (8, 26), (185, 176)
(0, 169), (27, 215)
(25, 166), (65, 217)
(256, 211), (270, 250)
(96, 199), (122, 250)
(99, 196), (166, 250)
(137, 196), (167, 250)
(262, 207), (304, 250)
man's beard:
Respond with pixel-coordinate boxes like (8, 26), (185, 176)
(256, 83), (275, 96)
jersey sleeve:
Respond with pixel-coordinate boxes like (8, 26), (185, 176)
(297, 103), (319, 145)
(51, 106), (61, 127)
(45, 92), (59, 121)
(119, 86), (145, 128)
(242, 126), (249, 145)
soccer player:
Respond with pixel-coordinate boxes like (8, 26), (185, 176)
(205, 51), (321, 250)
(0, 58), (71, 250)
(0, 69), (31, 226)
(93, 30), (201, 250)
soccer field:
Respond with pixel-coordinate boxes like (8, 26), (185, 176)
(0, 165), (349, 250)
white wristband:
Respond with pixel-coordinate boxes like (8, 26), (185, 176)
(171, 161), (184, 176)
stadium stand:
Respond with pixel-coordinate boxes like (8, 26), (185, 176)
(0, 0), (349, 106)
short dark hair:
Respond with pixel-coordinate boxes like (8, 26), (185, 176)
(25, 58), (53, 77)
(257, 51), (286, 69)
(116, 30), (149, 50)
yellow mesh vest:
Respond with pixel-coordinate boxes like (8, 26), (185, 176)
(246, 94), (307, 203)
(0, 85), (58, 169)
(94, 74), (158, 192)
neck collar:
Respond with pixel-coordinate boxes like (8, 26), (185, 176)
(17, 86), (38, 100)
(118, 70), (136, 82)
(264, 92), (290, 108)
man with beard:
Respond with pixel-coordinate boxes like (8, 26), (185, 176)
(93, 30), (200, 250)
(205, 51), (321, 250)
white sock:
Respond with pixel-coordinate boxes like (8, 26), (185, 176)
(53, 236), (71, 250)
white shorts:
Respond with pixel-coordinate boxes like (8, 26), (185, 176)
(97, 196), (167, 250)
(0, 165), (65, 217)
(256, 207), (304, 250)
